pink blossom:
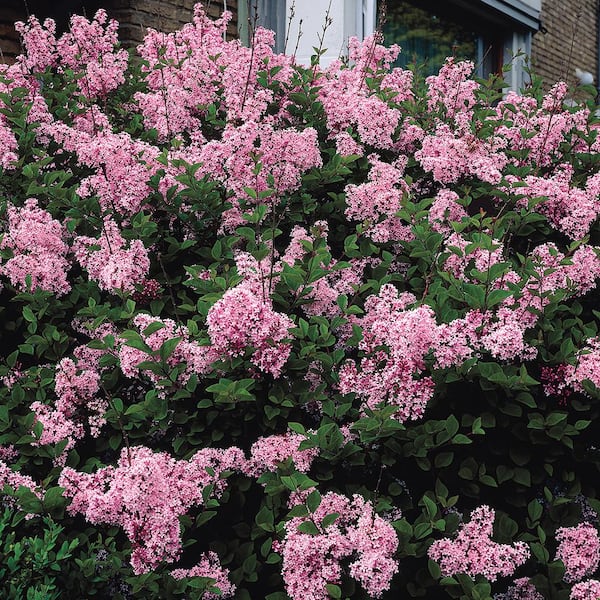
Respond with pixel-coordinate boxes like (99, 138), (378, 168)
(521, 166), (600, 239)
(0, 199), (70, 295)
(318, 35), (409, 151)
(56, 10), (128, 99)
(495, 577), (543, 600)
(338, 284), (438, 421)
(570, 579), (600, 600)
(344, 154), (412, 243)
(196, 121), (321, 209)
(428, 189), (468, 234)
(416, 122), (507, 184)
(495, 86), (588, 167)
(0, 445), (18, 463)
(207, 281), (294, 378)
(171, 551), (235, 599)
(443, 232), (505, 282)
(30, 401), (83, 457)
(276, 492), (398, 599)
(426, 58), (479, 118)
(0, 459), (43, 502)
(567, 338), (600, 395)
(59, 445), (244, 574)
(555, 523), (600, 583)
(15, 16), (58, 72)
(0, 121), (19, 170)
(243, 431), (319, 477)
(428, 505), (530, 581)
(118, 314), (217, 389)
(74, 219), (150, 293)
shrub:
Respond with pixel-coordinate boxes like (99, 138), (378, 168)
(1, 4), (600, 599)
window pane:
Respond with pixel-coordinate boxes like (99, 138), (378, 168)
(383, 0), (494, 76)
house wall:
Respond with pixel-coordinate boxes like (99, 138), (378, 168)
(0, 0), (238, 63)
(0, 1), (25, 61)
(116, 0), (239, 46)
(531, 0), (598, 87)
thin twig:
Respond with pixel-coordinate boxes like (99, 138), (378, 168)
(283, 0), (296, 55)
(103, 385), (131, 466)
(293, 18), (303, 59)
(157, 252), (184, 330)
(240, 1), (258, 115)
(311, 0), (334, 77)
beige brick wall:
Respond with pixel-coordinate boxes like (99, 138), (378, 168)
(531, 0), (598, 88)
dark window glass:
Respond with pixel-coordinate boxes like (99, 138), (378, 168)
(382, 0), (506, 77)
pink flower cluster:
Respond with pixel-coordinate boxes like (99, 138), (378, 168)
(494, 577), (543, 600)
(416, 121), (507, 184)
(118, 314), (216, 388)
(244, 431), (319, 477)
(136, 5), (294, 133)
(443, 232), (505, 282)
(17, 10), (127, 99)
(275, 492), (398, 599)
(14, 15), (58, 72)
(282, 222), (369, 319)
(555, 522), (600, 583)
(197, 121), (322, 208)
(495, 83), (589, 168)
(30, 343), (107, 463)
(566, 338), (600, 395)
(541, 364), (574, 405)
(0, 460), (43, 501)
(46, 114), (162, 216)
(0, 445), (17, 463)
(570, 579), (600, 600)
(519, 166), (600, 239)
(426, 58), (479, 118)
(428, 189), (468, 234)
(338, 284), (438, 421)
(0, 121), (18, 170)
(428, 505), (530, 581)
(171, 551), (235, 599)
(0, 199), (70, 295)
(74, 219), (150, 293)
(318, 34), (411, 152)
(59, 445), (244, 574)
(206, 277), (294, 378)
(344, 154), (412, 243)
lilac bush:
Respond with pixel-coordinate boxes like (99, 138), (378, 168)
(1, 3), (600, 599)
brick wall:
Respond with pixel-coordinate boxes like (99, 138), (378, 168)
(531, 0), (598, 88)
(116, 0), (239, 46)
(0, 1), (24, 61)
(0, 0), (238, 63)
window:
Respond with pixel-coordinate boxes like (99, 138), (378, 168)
(377, 0), (541, 89)
(238, 0), (286, 53)
(382, 0), (505, 77)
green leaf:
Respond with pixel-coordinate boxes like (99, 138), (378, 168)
(513, 467), (531, 487)
(22, 306), (36, 322)
(297, 521), (320, 535)
(306, 489), (321, 513)
(159, 337), (182, 362)
(423, 495), (437, 519)
(43, 487), (66, 511)
(321, 512), (339, 529)
(527, 499), (543, 522)
(452, 434), (472, 445)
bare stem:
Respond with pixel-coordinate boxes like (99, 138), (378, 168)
(103, 386), (131, 466)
